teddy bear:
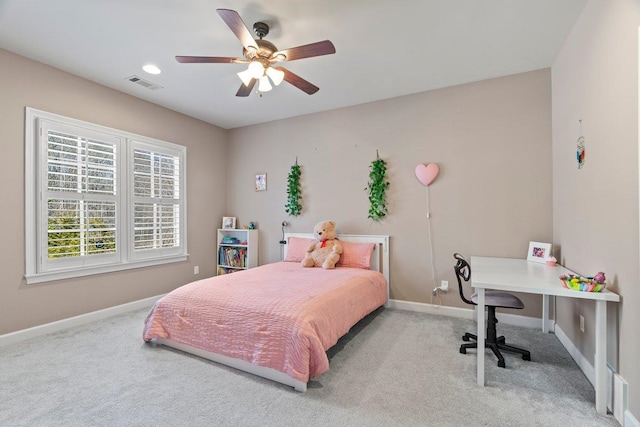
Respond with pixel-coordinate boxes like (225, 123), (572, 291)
(301, 220), (343, 269)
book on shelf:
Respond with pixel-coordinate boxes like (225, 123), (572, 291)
(218, 246), (247, 268)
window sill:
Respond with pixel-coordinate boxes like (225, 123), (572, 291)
(25, 255), (189, 284)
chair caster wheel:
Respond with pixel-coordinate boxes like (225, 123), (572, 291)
(460, 348), (466, 354)
(523, 354), (531, 361)
(498, 360), (505, 368)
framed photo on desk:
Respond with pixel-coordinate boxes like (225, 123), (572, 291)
(527, 241), (552, 263)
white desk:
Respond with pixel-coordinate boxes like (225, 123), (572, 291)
(470, 256), (620, 415)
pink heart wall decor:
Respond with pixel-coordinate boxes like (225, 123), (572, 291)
(415, 163), (439, 186)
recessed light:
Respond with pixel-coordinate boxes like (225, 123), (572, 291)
(143, 64), (161, 75)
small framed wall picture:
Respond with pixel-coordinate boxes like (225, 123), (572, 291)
(222, 216), (236, 229)
(255, 173), (267, 191)
(527, 241), (552, 264)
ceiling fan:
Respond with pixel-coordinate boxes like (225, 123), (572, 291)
(176, 9), (336, 97)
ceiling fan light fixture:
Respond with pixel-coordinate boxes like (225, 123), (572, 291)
(266, 66), (284, 86)
(248, 61), (265, 78)
(237, 68), (254, 86)
(237, 61), (265, 86)
(258, 75), (272, 92)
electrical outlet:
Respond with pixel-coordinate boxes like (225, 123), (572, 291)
(193, 265), (199, 275)
(579, 315), (585, 332)
(440, 280), (449, 292)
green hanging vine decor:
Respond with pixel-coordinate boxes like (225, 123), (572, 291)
(366, 151), (390, 221)
(285, 159), (303, 216)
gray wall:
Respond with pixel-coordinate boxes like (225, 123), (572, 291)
(226, 69), (553, 316)
(552, 0), (640, 417)
(0, 48), (228, 334)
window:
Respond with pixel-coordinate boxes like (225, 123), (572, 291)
(25, 108), (187, 283)
(129, 141), (183, 261)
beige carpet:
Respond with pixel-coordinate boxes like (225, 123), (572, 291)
(0, 307), (618, 426)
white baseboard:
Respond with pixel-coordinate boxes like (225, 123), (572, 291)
(626, 409), (640, 427)
(388, 299), (543, 329)
(553, 323), (596, 385)
(0, 297), (534, 347)
(0, 294), (163, 347)
(388, 299), (475, 319)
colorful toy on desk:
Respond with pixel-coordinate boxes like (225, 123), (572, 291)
(559, 272), (607, 292)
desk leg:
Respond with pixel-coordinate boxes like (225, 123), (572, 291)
(595, 300), (607, 415)
(477, 288), (485, 386)
(542, 294), (550, 333)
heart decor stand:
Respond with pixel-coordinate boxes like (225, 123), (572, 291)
(415, 163), (440, 303)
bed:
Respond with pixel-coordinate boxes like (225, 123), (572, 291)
(143, 233), (390, 391)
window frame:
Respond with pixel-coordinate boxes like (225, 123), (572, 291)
(25, 107), (188, 284)
(128, 139), (185, 262)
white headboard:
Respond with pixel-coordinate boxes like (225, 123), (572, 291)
(283, 233), (390, 302)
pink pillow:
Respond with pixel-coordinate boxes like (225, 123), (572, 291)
(336, 241), (375, 269)
(283, 237), (315, 262)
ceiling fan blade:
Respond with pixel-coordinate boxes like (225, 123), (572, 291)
(216, 9), (259, 52)
(176, 56), (247, 64)
(272, 40), (335, 62)
(275, 66), (319, 95)
(236, 78), (257, 97)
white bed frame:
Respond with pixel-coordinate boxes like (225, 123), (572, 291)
(155, 233), (390, 392)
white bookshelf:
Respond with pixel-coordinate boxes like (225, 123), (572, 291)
(216, 229), (258, 275)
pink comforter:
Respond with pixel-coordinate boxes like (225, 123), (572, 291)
(143, 262), (387, 382)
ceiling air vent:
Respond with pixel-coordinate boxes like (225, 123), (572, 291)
(126, 75), (163, 91)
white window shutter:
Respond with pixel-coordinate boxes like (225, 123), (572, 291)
(24, 108), (187, 283)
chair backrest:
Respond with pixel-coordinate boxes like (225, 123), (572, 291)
(454, 253), (475, 306)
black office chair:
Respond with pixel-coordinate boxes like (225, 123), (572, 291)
(454, 253), (531, 368)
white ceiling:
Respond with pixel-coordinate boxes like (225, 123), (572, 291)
(0, 0), (586, 129)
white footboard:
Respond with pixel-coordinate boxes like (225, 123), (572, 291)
(155, 338), (308, 392)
